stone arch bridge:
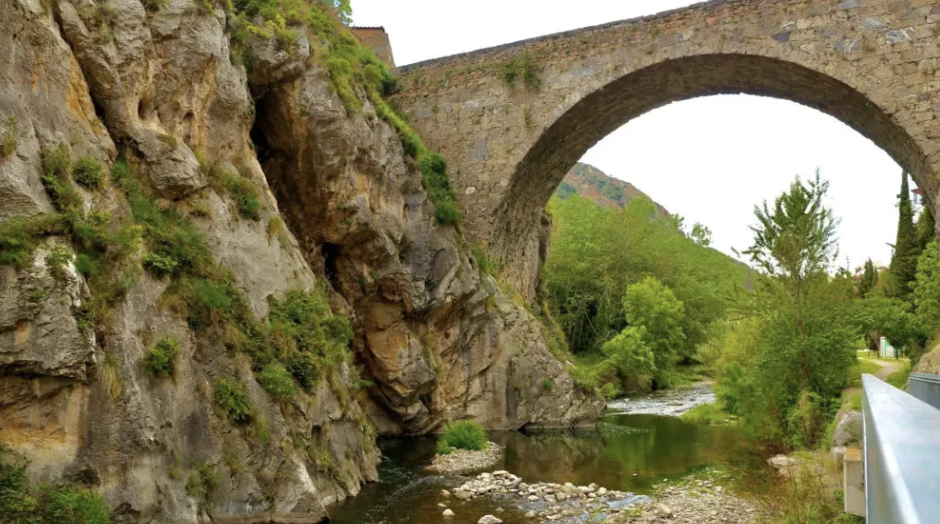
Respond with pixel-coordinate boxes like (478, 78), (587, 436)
(391, 0), (940, 289)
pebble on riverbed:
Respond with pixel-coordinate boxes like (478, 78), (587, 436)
(452, 470), (640, 522)
(450, 470), (759, 524)
(426, 442), (503, 475)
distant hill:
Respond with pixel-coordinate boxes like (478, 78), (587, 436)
(554, 162), (670, 216)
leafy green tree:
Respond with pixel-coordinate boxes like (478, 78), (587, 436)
(690, 223), (712, 246)
(915, 207), (935, 253)
(742, 172), (838, 340)
(857, 258), (878, 298)
(886, 172), (919, 302)
(544, 195), (751, 359)
(623, 277), (686, 379)
(914, 239), (940, 336)
(856, 295), (925, 356)
(601, 326), (656, 387)
(723, 172), (857, 447)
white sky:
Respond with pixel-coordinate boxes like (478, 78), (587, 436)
(353, 0), (910, 269)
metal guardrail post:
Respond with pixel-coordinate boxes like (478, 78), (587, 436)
(908, 373), (940, 411)
(862, 374), (940, 523)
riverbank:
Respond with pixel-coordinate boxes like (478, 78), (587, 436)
(607, 382), (715, 416)
(427, 442), (504, 475)
(437, 468), (758, 524)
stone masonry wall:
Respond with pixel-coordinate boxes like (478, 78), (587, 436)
(391, 0), (940, 281)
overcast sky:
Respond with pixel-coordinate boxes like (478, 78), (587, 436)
(353, 0), (910, 269)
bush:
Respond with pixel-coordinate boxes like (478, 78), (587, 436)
(257, 363), (296, 399)
(142, 337), (180, 377)
(437, 420), (488, 453)
(214, 378), (252, 424)
(195, 279), (232, 312)
(184, 463), (216, 500)
(45, 244), (73, 281)
(0, 446), (110, 524)
(72, 157), (103, 189)
(266, 289), (354, 387)
(434, 201), (461, 225)
(1, 116), (16, 160)
(680, 403), (733, 425)
(74, 254), (98, 276)
(39, 485), (110, 524)
(143, 252), (178, 277)
(540, 378), (554, 392)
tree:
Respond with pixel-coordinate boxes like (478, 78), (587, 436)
(328, 0), (353, 24)
(886, 172), (918, 302)
(913, 239), (940, 334)
(857, 258), (878, 298)
(721, 172), (856, 447)
(691, 223), (712, 246)
(856, 296), (925, 357)
(742, 172), (838, 338)
(623, 277), (686, 384)
(601, 326), (656, 387)
(916, 207), (935, 253)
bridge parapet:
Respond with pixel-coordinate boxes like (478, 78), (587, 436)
(862, 374), (940, 523)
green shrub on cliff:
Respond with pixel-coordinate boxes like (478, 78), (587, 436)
(257, 363), (296, 399)
(72, 157), (103, 189)
(436, 420), (488, 455)
(0, 446), (110, 524)
(214, 378), (253, 424)
(142, 337), (181, 377)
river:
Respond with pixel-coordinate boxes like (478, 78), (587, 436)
(327, 384), (738, 524)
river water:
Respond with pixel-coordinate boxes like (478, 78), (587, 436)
(328, 384), (739, 524)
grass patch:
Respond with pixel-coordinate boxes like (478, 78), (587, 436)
(184, 462), (217, 500)
(681, 403), (734, 425)
(203, 161), (262, 221)
(99, 353), (123, 400)
(436, 420), (488, 455)
(142, 336), (180, 377)
(73, 157), (104, 189)
(1, 114), (18, 160)
(257, 363), (296, 399)
(886, 361), (912, 389)
(540, 378), (554, 392)
(846, 358), (881, 388)
(502, 50), (541, 90)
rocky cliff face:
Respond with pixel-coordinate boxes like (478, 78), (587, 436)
(0, 0), (602, 522)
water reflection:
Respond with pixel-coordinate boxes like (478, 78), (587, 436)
(495, 414), (741, 492)
(327, 414), (742, 523)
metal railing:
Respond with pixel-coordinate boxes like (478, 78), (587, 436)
(862, 374), (940, 523)
(908, 373), (940, 411)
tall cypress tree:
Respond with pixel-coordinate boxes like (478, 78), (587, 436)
(886, 172), (918, 302)
(858, 258), (878, 298)
(915, 207), (935, 254)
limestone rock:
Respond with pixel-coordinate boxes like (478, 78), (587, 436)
(654, 503), (673, 517)
(0, 241), (91, 379)
(443, 508), (455, 517)
(914, 343), (940, 375)
(254, 57), (603, 433)
(832, 411), (863, 446)
(478, 516), (503, 524)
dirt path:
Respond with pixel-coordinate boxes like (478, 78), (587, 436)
(861, 358), (901, 380)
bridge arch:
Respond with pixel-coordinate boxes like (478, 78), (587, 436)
(393, 0), (940, 296)
(491, 52), (930, 254)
